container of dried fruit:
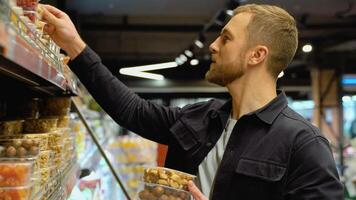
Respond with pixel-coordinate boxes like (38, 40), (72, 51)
(24, 118), (58, 133)
(34, 150), (53, 170)
(21, 133), (49, 151)
(57, 116), (70, 128)
(17, 0), (39, 11)
(48, 130), (64, 147)
(0, 160), (34, 187)
(41, 97), (71, 116)
(0, 138), (40, 159)
(0, 120), (24, 135)
(143, 167), (196, 191)
(137, 182), (191, 200)
(0, 184), (33, 200)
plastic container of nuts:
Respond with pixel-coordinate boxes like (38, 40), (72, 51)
(24, 118), (58, 133)
(0, 120), (24, 135)
(0, 138), (40, 159)
(21, 133), (49, 151)
(137, 182), (191, 200)
(48, 130), (64, 147)
(35, 150), (53, 169)
(143, 167), (196, 191)
(41, 97), (71, 116)
(0, 160), (34, 187)
(0, 184), (34, 200)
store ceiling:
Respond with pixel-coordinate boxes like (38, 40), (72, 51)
(42, 0), (356, 98)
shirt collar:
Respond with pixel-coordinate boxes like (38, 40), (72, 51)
(217, 90), (288, 125)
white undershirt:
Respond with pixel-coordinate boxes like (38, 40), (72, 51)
(196, 116), (237, 199)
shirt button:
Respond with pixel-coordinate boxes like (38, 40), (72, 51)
(210, 112), (218, 119)
(206, 142), (213, 147)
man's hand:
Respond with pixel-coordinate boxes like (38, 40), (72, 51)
(188, 181), (208, 200)
(40, 4), (86, 59)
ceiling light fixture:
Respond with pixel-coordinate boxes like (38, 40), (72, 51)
(194, 40), (204, 48)
(278, 71), (284, 78)
(119, 70), (164, 81)
(179, 54), (188, 62)
(190, 59), (199, 66)
(120, 62), (178, 72)
(226, 10), (234, 16)
(119, 61), (178, 80)
(175, 57), (184, 65)
(184, 50), (194, 57)
(302, 44), (313, 53)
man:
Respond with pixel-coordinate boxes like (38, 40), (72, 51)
(41, 3), (343, 200)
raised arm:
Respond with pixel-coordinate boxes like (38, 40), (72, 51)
(41, 5), (181, 144)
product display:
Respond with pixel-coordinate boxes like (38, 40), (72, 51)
(0, 184), (33, 200)
(0, 161), (34, 187)
(0, 120), (24, 135)
(0, 138), (39, 159)
(143, 167), (195, 191)
(24, 118), (58, 133)
(22, 133), (49, 151)
(138, 183), (191, 200)
(41, 97), (71, 116)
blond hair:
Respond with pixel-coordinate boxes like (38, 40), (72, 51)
(234, 4), (298, 78)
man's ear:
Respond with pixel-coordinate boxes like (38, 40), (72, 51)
(248, 45), (268, 66)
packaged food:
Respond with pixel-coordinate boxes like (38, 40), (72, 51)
(10, 6), (23, 25)
(24, 118), (57, 133)
(48, 131), (63, 147)
(0, 161), (34, 187)
(0, 184), (33, 200)
(17, 0), (38, 11)
(0, 120), (24, 135)
(41, 97), (71, 116)
(0, 138), (40, 159)
(23, 10), (36, 23)
(51, 145), (64, 168)
(143, 167), (196, 191)
(22, 133), (49, 151)
(57, 116), (70, 128)
(137, 182), (191, 200)
(35, 150), (53, 169)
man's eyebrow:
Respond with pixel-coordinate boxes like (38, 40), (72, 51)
(221, 28), (233, 37)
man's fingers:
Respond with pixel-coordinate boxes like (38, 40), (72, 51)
(43, 24), (55, 35)
(188, 181), (207, 200)
(41, 6), (60, 26)
(40, 4), (63, 18)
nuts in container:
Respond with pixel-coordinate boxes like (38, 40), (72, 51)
(35, 150), (53, 169)
(0, 120), (24, 135)
(57, 116), (70, 128)
(143, 167), (196, 191)
(22, 133), (49, 151)
(16, 0), (39, 11)
(138, 182), (191, 200)
(0, 138), (40, 159)
(24, 118), (58, 133)
(41, 97), (71, 116)
(48, 131), (63, 147)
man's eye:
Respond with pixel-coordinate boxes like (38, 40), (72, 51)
(222, 36), (229, 43)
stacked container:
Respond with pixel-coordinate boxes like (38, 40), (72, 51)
(137, 167), (196, 200)
(0, 122), (40, 200)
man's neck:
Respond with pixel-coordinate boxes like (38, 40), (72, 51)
(227, 70), (277, 120)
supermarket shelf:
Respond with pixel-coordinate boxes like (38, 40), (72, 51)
(0, 3), (79, 96)
(48, 161), (80, 200)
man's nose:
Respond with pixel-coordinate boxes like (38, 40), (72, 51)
(209, 38), (219, 53)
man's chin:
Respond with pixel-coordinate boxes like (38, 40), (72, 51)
(205, 72), (226, 87)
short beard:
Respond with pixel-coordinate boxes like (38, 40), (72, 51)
(205, 64), (244, 86)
